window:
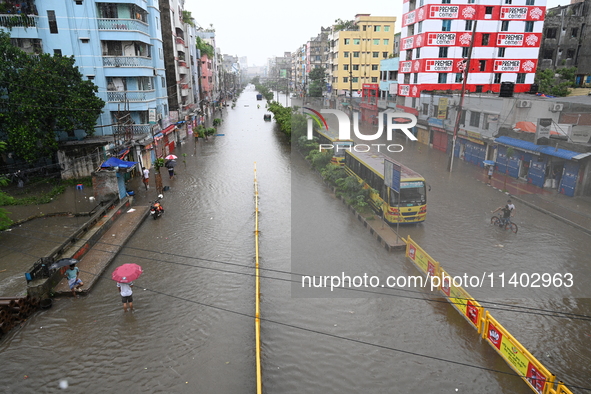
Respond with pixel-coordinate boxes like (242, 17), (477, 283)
(383, 39), (389, 45)
(371, 77), (378, 82)
(546, 28), (557, 39)
(485, 7), (493, 15)
(418, 21), (423, 33)
(413, 73), (419, 83)
(439, 47), (448, 58)
(498, 47), (505, 57)
(468, 0), (475, 3)
(442, 20), (451, 32)
(460, 110), (467, 125)
(161, 76), (165, 87)
(416, 47), (421, 58)
(476, 85), (483, 93)
(482, 34), (490, 46)
(54, 49), (62, 56)
(516, 73), (526, 83)
(572, 28), (579, 38)
(344, 51), (349, 58)
(525, 21), (534, 33)
(526, 0), (534, 4)
(353, 38), (360, 45)
(384, 25), (390, 32)
(465, 20), (473, 31)
(567, 48), (575, 58)
(433, 105), (439, 117)
(462, 47), (469, 57)
(505, 0), (512, 3)
(363, 25), (367, 31)
(343, 64), (349, 70)
(374, 25), (381, 32)
(469, 111), (480, 127)
(423, 103), (429, 115)
(344, 38), (350, 45)
(372, 64), (378, 70)
(353, 64), (359, 70)
(48, 10), (58, 34)
(442, 0), (451, 3)
(438, 73), (448, 83)
(501, 21), (509, 31)
(373, 39), (380, 45)
(343, 77), (349, 83)
(373, 51), (379, 58)
(543, 49), (554, 59)
(479, 60), (486, 71)
(352, 77), (359, 82)
(383, 52), (388, 58)
(455, 73), (463, 83)
(494, 73), (502, 83)
(353, 51), (359, 57)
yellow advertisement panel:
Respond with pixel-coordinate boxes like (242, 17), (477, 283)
(484, 313), (552, 394)
(406, 236), (434, 275)
(437, 98), (448, 119)
(438, 268), (482, 331)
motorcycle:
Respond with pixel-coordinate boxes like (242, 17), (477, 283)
(150, 194), (164, 220)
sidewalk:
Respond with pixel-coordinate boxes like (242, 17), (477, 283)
(474, 169), (591, 235)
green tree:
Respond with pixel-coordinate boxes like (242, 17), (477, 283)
(535, 68), (576, 97)
(308, 67), (326, 97)
(334, 19), (355, 32)
(0, 32), (104, 162)
(196, 36), (214, 59)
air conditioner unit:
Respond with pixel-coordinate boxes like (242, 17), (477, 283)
(517, 100), (532, 108)
(550, 103), (564, 112)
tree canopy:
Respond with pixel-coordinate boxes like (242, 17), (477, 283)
(0, 31), (104, 163)
(308, 67), (326, 97)
(196, 36), (214, 59)
(535, 67), (576, 97)
(333, 19), (356, 32)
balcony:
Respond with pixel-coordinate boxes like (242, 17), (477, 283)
(108, 124), (152, 135)
(107, 90), (156, 102)
(97, 18), (149, 35)
(0, 14), (38, 29)
(103, 56), (152, 68)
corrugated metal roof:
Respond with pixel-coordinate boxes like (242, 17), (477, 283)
(494, 136), (589, 160)
(494, 136), (540, 153)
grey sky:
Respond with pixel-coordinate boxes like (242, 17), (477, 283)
(185, 0), (563, 67)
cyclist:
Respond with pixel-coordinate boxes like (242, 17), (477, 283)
(492, 203), (513, 227)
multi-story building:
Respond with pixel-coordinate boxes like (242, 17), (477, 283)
(537, 0), (591, 86)
(159, 0), (198, 118)
(2, 0), (169, 138)
(398, 0), (546, 107)
(328, 14), (397, 98)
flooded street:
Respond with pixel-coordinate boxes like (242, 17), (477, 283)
(0, 85), (589, 393)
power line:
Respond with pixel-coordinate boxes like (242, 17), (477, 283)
(3, 229), (591, 322)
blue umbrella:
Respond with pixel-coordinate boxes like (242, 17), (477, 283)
(49, 258), (79, 270)
(483, 160), (496, 166)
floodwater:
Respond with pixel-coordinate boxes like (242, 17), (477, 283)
(0, 85), (589, 393)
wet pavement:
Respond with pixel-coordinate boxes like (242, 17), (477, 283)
(0, 87), (590, 393)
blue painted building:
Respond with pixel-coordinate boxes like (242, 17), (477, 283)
(379, 57), (398, 100)
(1, 0), (169, 138)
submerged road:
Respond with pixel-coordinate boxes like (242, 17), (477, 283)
(0, 85), (588, 393)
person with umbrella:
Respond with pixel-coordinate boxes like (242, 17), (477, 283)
(64, 263), (83, 297)
(112, 263), (143, 312)
(164, 156), (177, 180)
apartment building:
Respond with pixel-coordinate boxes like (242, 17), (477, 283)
(398, 0), (546, 106)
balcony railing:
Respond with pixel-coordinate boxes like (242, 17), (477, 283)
(110, 124), (152, 135)
(107, 90), (156, 102)
(103, 56), (152, 68)
(0, 14), (38, 29)
(97, 18), (149, 35)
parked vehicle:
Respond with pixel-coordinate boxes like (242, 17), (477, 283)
(150, 194), (164, 220)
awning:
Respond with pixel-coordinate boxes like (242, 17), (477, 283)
(495, 136), (589, 160)
(513, 121), (561, 136)
(101, 157), (137, 169)
(162, 124), (176, 136)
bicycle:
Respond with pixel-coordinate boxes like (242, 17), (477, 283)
(491, 214), (518, 233)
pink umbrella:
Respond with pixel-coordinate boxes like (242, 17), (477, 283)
(164, 154), (177, 160)
(111, 263), (143, 283)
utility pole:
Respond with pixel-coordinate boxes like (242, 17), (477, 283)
(349, 54), (353, 117)
(448, 20), (477, 173)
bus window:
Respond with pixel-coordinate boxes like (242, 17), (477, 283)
(400, 181), (426, 205)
